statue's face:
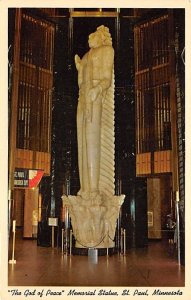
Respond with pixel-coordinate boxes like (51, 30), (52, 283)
(88, 32), (102, 48)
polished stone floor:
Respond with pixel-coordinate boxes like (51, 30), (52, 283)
(8, 232), (184, 287)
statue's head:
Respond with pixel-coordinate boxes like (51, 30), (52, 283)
(88, 25), (112, 48)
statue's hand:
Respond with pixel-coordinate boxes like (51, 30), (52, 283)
(75, 54), (81, 70)
(88, 85), (102, 102)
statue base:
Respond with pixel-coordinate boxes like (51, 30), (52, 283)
(72, 247), (117, 256)
(62, 193), (125, 249)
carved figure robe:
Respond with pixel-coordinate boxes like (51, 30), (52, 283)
(76, 45), (114, 198)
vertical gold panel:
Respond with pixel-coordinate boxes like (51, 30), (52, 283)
(14, 189), (24, 227)
(17, 13), (54, 155)
(135, 15), (171, 158)
(147, 178), (162, 239)
(23, 188), (39, 238)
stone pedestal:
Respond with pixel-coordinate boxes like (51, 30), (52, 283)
(62, 194), (125, 248)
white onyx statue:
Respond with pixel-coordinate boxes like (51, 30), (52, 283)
(75, 25), (114, 200)
(63, 26), (124, 249)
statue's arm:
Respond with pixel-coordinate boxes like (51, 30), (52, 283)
(88, 47), (114, 103)
(99, 46), (114, 91)
(75, 54), (83, 88)
(75, 54), (81, 71)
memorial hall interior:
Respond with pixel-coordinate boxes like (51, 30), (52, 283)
(8, 8), (185, 286)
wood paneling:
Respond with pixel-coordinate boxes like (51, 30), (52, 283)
(154, 150), (171, 173)
(16, 14), (53, 175)
(23, 188), (39, 238)
(15, 148), (50, 175)
(14, 189), (24, 226)
(17, 13), (54, 153)
(160, 176), (173, 230)
(134, 14), (172, 156)
(136, 150), (171, 176)
(147, 178), (161, 239)
(9, 9), (22, 207)
(136, 152), (151, 175)
(147, 176), (172, 239)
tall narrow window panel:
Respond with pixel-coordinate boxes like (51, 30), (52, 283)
(17, 13), (54, 153)
(134, 15), (171, 154)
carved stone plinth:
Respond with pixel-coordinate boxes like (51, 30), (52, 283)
(62, 194), (125, 249)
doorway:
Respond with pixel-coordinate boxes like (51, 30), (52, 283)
(14, 188), (39, 238)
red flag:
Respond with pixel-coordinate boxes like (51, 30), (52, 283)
(29, 170), (44, 188)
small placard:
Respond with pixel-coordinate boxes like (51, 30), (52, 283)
(48, 217), (58, 226)
(88, 248), (98, 264)
(147, 211), (153, 227)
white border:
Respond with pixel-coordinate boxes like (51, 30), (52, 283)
(0, 1), (190, 299)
